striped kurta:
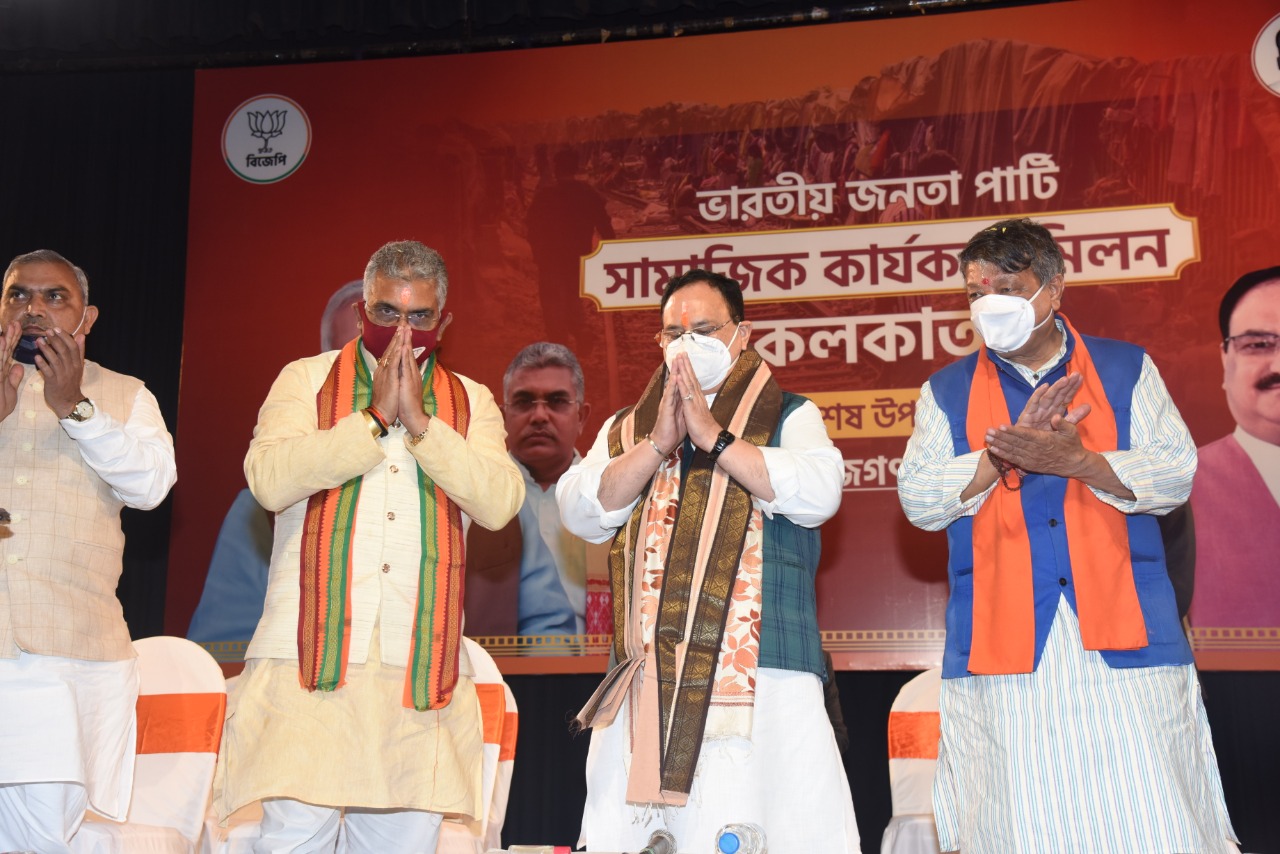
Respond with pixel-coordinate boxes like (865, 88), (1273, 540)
(899, 324), (1237, 853)
(934, 596), (1237, 853)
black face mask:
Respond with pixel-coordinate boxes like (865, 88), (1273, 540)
(12, 308), (88, 367)
(13, 334), (40, 365)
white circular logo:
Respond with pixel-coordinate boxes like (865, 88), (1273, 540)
(222, 94), (312, 184)
(1252, 12), (1280, 98)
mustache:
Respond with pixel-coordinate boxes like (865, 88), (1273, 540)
(1256, 373), (1280, 391)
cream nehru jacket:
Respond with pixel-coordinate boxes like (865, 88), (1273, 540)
(0, 360), (176, 661)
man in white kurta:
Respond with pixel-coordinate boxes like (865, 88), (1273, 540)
(214, 241), (523, 853)
(557, 270), (859, 854)
(0, 250), (177, 853)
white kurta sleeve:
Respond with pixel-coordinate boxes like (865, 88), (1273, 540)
(61, 385), (177, 510)
(1089, 354), (1196, 515)
(557, 399), (843, 542)
(897, 380), (992, 532)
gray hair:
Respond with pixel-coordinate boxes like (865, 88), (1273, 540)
(362, 240), (448, 307)
(503, 342), (585, 401)
(319, 279), (364, 351)
(3, 249), (90, 301)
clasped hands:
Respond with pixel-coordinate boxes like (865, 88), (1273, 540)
(0, 319), (88, 423)
(984, 373), (1094, 480)
(369, 326), (429, 436)
(647, 352), (722, 456)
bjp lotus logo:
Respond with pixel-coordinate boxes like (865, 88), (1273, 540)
(223, 95), (311, 184)
(247, 109), (287, 153)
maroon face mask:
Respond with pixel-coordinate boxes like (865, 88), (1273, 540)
(357, 302), (447, 365)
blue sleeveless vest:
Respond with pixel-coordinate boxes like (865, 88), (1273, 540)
(928, 332), (1191, 677)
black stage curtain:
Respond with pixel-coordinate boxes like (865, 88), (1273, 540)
(0, 41), (1276, 854)
(0, 0), (1050, 71)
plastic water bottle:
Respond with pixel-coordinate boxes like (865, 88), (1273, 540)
(714, 822), (767, 854)
(639, 828), (677, 854)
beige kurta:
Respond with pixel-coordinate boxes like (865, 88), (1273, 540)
(215, 348), (523, 821)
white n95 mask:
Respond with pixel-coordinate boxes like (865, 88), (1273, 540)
(664, 327), (738, 390)
(969, 285), (1051, 353)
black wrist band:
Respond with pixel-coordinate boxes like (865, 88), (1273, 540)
(707, 429), (736, 464)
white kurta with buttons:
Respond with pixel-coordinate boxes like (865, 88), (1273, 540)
(242, 348), (524, 669)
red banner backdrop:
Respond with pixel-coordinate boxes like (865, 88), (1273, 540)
(169, 0), (1280, 670)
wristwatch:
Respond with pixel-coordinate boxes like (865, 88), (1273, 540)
(66, 398), (95, 422)
(707, 429), (736, 464)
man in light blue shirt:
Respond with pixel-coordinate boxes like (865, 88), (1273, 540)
(465, 342), (595, 635)
(188, 280), (364, 644)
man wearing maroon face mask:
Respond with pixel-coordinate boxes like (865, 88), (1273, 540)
(214, 240), (523, 852)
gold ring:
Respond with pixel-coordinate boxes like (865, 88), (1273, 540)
(683, 394), (693, 401)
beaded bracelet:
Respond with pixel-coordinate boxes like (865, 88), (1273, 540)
(987, 449), (1024, 491)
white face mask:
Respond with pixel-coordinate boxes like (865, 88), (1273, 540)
(969, 284), (1052, 353)
(664, 325), (739, 391)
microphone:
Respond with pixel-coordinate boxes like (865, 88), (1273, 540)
(638, 828), (677, 854)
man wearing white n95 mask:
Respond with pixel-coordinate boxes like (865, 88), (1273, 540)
(557, 269), (859, 853)
(897, 218), (1236, 854)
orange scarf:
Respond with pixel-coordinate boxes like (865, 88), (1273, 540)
(965, 318), (1147, 674)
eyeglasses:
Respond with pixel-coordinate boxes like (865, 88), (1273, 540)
(654, 319), (734, 346)
(1223, 332), (1280, 356)
(502, 395), (579, 415)
(365, 304), (439, 330)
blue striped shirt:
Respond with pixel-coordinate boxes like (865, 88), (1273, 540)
(898, 322), (1197, 532)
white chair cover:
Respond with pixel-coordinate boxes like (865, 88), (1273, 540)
(440, 638), (518, 853)
(73, 636), (228, 854)
(880, 668), (943, 854)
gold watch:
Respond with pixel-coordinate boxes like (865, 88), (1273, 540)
(66, 398), (95, 422)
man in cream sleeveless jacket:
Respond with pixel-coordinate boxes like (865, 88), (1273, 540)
(0, 249), (177, 852)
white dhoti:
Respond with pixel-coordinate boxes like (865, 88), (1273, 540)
(0, 651), (138, 852)
(580, 666), (861, 853)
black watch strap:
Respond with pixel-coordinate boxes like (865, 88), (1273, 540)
(707, 429), (736, 464)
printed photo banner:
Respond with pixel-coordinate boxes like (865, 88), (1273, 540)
(171, 0), (1280, 671)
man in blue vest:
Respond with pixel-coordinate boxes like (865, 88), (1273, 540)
(557, 269), (859, 853)
(898, 218), (1236, 853)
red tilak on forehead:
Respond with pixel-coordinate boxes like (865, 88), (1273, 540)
(982, 277), (990, 286)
